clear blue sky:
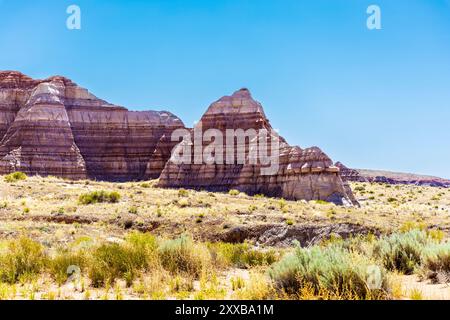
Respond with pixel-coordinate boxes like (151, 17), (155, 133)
(1, 0), (449, 178)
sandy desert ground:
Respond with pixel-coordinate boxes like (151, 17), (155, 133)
(0, 173), (449, 300)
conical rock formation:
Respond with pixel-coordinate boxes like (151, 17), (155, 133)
(157, 89), (358, 205)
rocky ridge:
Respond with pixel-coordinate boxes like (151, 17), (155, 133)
(357, 169), (450, 188)
(0, 71), (184, 180)
(335, 160), (449, 188)
(0, 71), (357, 204)
(157, 89), (358, 205)
(334, 162), (368, 183)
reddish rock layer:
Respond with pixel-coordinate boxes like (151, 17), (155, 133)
(336, 161), (450, 188)
(67, 107), (183, 181)
(334, 162), (368, 183)
(0, 71), (184, 180)
(356, 169), (450, 188)
(0, 71), (358, 204)
(158, 89), (358, 205)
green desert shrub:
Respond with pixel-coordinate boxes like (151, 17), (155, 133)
(0, 237), (47, 283)
(233, 273), (276, 300)
(269, 244), (389, 299)
(88, 243), (133, 287)
(78, 190), (121, 205)
(128, 206), (138, 214)
(209, 242), (278, 269)
(88, 244), (139, 287)
(177, 198), (190, 208)
(419, 242), (450, 283)
(88, 233), (158, 287)
(399, 221), (427, 233)
(315, 200), (330, 205)
(372, 230), (430, 274)
(158, 235), (211, 278)
(125, 232), (159, 265)
(177, 188), (189, 197)
(427, 229), (445, 242)
(4, 171), (27, 183)
(228, 189), (240, 196)
(48, 250), (88, 285)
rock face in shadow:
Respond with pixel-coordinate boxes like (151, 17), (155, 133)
(0, 71), (184, 180)
(157, 89), (358, 205)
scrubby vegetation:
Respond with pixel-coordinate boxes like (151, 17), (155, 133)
(4, 171), (27, 183)
(419, 243), (450, 283)
(0, 237), (47, 283)
(0, 233), (279, 298)
(1, 175), (450, 299)
(0, 228), (448, 300)
(78, 190), (121, 205)
(228, 189), (240, 196)
(269, 244), (389, 299)
(48, 249), (87, 285)
(158, 236), (211, 278)
(208, 242), (278, 269)
(373, 230), (429, 274)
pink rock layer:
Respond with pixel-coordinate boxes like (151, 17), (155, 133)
(334, 162), (368, 183)
(157, 89), (358, 205)
(0, 71), (184, 180)
(0, 71), (357, 205)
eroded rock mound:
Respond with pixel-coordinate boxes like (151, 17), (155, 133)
(0, 71), (358, 205)
(158, 89), (358, 205)
(357, 169), (450, 188)
(0, 71), (185, 180)
(335, 161), (368, 182)
(335, 160), (450, 188)
(214, 223), (380, 247)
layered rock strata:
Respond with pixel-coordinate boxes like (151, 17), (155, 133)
(356, 169), (450, 187)
(0, 71), (358, 204)
(0, 71), (184, 180)
(334, 161), (368, 182)
(157, 89), (358, 205)
(336, 159), (450, 188)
